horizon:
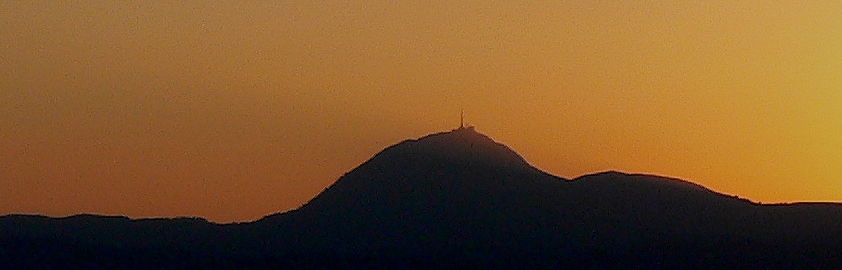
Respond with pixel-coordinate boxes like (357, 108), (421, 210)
(3, 1), (842, 222)
(4, 127), (840, 223)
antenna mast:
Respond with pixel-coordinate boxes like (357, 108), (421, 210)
(460, 109), (464, 129)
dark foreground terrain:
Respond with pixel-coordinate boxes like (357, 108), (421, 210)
(3, 128), (842, 269)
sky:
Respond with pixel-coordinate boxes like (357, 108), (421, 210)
(2, 1), (842, 222)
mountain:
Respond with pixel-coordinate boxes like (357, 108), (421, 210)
(3, 128), (842, 269)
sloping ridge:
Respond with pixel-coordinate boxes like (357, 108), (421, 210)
(288, 127), (563, 217)
(270, 128), (743, 220)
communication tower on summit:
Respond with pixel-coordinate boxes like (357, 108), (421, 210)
(460, 109), (465, 129)
(458, 109), (475, 131)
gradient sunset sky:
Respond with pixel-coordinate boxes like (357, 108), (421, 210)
(2, 1), (842, 222)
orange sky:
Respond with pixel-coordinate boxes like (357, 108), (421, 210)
(2, 1), (842, 222)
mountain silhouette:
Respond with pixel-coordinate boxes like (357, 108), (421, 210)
(3, 128), (842, 269)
